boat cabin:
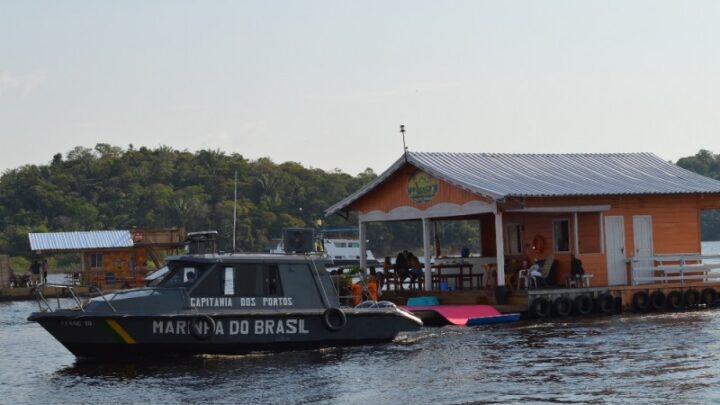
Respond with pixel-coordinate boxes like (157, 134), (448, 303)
(134, 254), (340, 312)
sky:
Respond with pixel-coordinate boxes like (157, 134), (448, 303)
(2, 1), (720, 176)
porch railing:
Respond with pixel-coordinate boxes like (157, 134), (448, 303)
(631, 254), (720, 285)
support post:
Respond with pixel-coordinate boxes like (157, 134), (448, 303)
(494, 211), (505, 286)
(359, 220), (367, 275)
(494, 210), (508, 304)
(422, 217), (433, 291)
(573, 211), (580, 256)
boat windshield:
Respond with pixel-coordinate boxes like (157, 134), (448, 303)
(159, 263), (209, 288)
(144, 265), (170, 286)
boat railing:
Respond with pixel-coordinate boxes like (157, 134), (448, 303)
(631, 254), (720, 285)
(32, 284), (117, 313)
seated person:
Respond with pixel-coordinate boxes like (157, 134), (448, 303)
(405, 251), (424, 289)
(569, 255), (585, 286)
(529, 262), (545, 288)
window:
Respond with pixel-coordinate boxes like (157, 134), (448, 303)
(161, 263), (208, 288)
(223, 267), (235, 295)
(90, 253), (103, 268)
(232, 264), (283, 296)
(553, 219), (570, 252)
(505, 224), (523, 255)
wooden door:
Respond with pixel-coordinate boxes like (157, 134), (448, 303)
(605, 216), (627, 286)
(632, 215), (654, 285)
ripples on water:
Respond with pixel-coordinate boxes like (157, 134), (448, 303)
(4, 301), (720, 404)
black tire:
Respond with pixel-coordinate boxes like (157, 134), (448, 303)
(684, 289), (701, 308)
(323, 307), (347, 332)
(554, 296), (573, 317)
(666, 290), (683, 310)
(190, 315), (216, 341)
(701, 288), (718, 307)
(574, 294), (593, 316)
(649, 291), (666, 311)
(530, 297), (552, 318)
(631, 291), (651, 312)
(597, 293), (615, 315)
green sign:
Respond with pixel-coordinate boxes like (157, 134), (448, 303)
(407, 172), (439, 204)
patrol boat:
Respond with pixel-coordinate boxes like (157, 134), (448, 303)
(28, 253), (422, 359)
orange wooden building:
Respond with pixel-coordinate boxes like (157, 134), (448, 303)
(28, 228), (186, 289)
(326, 152), (720, 294)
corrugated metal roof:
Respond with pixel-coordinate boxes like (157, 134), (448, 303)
(29, 230), (134, 252)
(326, 152), (720, 216)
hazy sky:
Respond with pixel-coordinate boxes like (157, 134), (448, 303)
(2, 1), (720, 176)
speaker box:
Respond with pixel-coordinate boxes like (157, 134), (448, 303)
(282, 228), (314, 253)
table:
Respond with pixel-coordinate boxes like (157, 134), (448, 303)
(431, 262), (481, 290)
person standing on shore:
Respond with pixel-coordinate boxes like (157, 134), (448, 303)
(42, 259), (49, 284)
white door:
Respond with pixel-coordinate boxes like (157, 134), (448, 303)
(605, 216), (627, 286)
(632, 215), (654, 285)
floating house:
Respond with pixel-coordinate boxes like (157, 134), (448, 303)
(28, 228), (186, 289)
(326, 152), (720, 303)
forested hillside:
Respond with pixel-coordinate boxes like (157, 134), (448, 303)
(676, 149), (720, 241)
(0, 144), (377, 260)
(1, 146), (719, 269)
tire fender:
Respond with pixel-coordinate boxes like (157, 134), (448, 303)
(574, 294), (593, 316)
(190, 315), (216, 341)
(649, 291), (666, 311)
(554, 296), (573, 317)
(323, 307), (347, 332)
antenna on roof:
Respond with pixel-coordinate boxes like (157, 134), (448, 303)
(400, 124), (408, 162)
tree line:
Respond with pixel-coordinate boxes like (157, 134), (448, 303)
(1, 146), (719, 272)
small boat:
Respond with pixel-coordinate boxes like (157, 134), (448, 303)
(28, 252), (422, 359)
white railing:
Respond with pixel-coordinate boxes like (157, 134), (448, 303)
(631, 254), (720, 285)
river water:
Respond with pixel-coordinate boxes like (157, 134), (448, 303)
(3, 243), (720, 404)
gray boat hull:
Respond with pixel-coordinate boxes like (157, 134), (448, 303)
(29, 308), (422, 359)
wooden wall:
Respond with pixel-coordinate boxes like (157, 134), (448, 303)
(351, 165), (491, 214)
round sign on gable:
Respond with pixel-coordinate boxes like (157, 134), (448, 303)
(407, 172), (439, 204)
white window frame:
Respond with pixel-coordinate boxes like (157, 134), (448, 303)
(553, 219), (571, 253)
(90, 253), (103, 268)
(505, 223), (524, 255)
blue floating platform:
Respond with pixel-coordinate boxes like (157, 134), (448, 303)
(406, 296), (440, 306)
(466, 313), (521, 326)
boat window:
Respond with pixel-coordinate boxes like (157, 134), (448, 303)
(335, 242), (347, 248)
(160, 264), (207, 288)
(349, 242), (359, 248)
(232, 264), (283, 296)
(223, 267), (235, 295)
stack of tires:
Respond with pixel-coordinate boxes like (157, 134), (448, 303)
(528, 293), (616, 319)
(631, 288), (718, 313)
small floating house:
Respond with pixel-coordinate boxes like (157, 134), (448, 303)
(326, 152), (720, 306)
(28, 228), (186, 289)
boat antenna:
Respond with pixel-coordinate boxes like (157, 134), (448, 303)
(232, 169), (238, 253)
(400, 124), (408, 162)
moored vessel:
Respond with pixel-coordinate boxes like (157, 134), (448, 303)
(28, 252), (422, 359)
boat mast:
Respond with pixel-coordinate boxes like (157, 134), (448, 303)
(233, 170), (238, 253)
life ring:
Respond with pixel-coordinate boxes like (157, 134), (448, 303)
(574, 294), (593, 315)
(684, 289), (700, 309)
(666, 290), (683, 310)
(323, 307), (347, 332)
(649, 291), (666, 311)
(190, 315), (216, 341)
(530, 297), (552, 318)
(597, 293), (615, 315)
(631, 291), (650, 312)
(701, 288), (718, 307)
(553, 296), (573, 317)
(531, 235), (546, 254)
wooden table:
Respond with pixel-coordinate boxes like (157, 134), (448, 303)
(431, 262), (481, 290)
